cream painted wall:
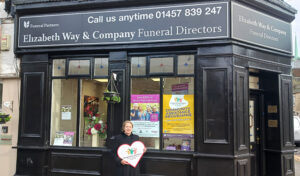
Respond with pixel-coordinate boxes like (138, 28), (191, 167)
(0, 2), (21, 176)
(0, 79), (20, 176)
(0, 3), (19, 78)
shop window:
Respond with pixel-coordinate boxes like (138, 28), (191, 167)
(177, 55), (194, 75)
(162, 77), (194, 151)
(149, 56), (174, 74)
(53, 59), (66, 77)
(131, 78), (160, 149)
(51, 57), (108, 147)
(51, 79), (78, 146)
(94, 58), (108, 77)
(130, 54), (195, 151)
(131, 57), (146, 76)
(68, 59), (90, 75)
(51, 78), (108, 147)
(80, 79), (108, 147)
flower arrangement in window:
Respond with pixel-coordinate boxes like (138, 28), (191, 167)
(0, 112), (12, 124)
(86, 115), (107, 138)
(84, 96), (107, 138)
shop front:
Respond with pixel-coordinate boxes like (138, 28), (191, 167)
(14, 0), (296, 176)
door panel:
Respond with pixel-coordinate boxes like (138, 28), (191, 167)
(249, 93), (262, 176)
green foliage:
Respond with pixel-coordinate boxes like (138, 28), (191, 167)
(0, 113), (11, 123)
(102, 91), (121, 103)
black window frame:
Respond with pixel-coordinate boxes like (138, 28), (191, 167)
(129, 53), (196, 152)
(50, 56), (109, 148)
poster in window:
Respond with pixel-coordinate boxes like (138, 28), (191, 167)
(130, 94), (160, 138)
(61, 105), (72, 120)
(53, 131), (74, 146)
(84, 96), (99, 117)
(163, 94), (194, 137)
(172, 83), (189, 94)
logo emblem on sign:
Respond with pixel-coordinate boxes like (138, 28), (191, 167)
(169, 95), (188, 109)
(24, 21), (30, 28)
(117, 141), (145, 168)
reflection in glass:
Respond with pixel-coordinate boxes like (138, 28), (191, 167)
(51, 79), (78, 146)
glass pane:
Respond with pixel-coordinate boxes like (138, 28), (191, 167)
(51, 79), (78, 146)
(150, 57), (173, 74)
(178, 55), (194, 75)
(80, 79), (108, 147)
(94, 58), (108, 77)
(249, 100), (255, 143)
(249, 76), (259, 89)
(53, 59), (66, 77)
(68, 60), (90, 75)
(131, 78), (160, 149)
(131, 57), (146, 76)
(163, 77), (194, 151)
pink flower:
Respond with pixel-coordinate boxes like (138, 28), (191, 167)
(94, 123), (101, 131)
(87, 128), (92, 135)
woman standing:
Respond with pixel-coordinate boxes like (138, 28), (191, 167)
(112, 120), (146, 176)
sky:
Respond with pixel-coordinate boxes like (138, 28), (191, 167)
(285, 0), (300, 56)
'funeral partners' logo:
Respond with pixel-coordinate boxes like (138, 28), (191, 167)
(24, 21), (30, 28)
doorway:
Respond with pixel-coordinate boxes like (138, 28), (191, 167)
(249, 92), (264, 176)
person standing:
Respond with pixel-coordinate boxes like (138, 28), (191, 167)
(130, 103), (139, 120)
(112, 120), (146, 176)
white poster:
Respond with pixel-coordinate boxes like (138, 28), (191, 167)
(61, 105), (72, 120)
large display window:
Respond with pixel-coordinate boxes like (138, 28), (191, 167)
(50, 58), (108, 148)
(130, 54), (195, 151)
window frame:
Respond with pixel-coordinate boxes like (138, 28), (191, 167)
(67, 57), (92, 78)
(148, 55), (176, 76)
(93, 57), (109, 79)
(50, 57), (109, 148)
(130, 53), (196, 152)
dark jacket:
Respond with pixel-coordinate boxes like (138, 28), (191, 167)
(112, 132), (140, 176)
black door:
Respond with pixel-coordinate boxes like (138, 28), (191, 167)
(249, 93), (263, 176)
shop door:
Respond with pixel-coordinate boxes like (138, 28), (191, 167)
(249, 93), (263, 176)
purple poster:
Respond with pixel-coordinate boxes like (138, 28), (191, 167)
(130, 94), (160, 137)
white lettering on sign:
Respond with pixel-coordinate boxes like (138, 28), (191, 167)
(92, 31), (135, 41)
(18, 2), (229, 48)
(23, 33), (60, 43)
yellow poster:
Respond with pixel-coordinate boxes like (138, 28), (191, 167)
(163, 94), (194, 135)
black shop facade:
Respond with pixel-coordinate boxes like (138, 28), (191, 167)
(14, 0), (296, 175)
